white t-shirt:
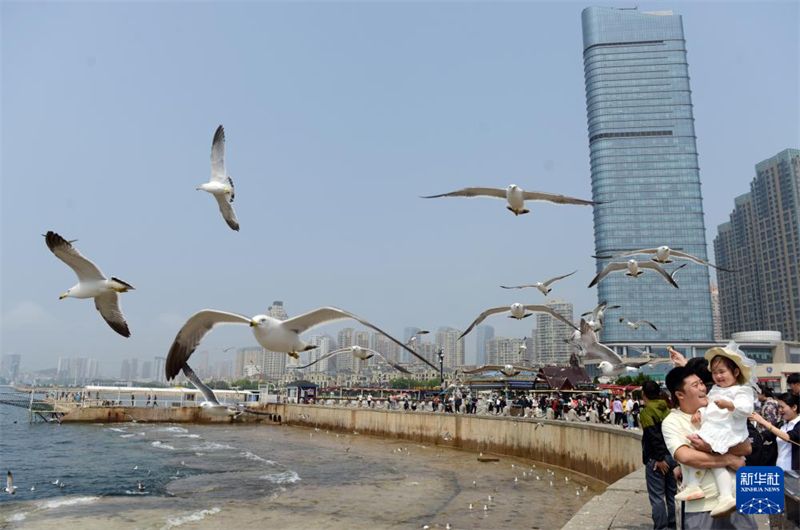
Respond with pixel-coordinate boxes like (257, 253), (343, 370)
(777, 417), (800, 471)
(662, 408), (733, 513)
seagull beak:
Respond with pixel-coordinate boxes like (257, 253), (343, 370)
(250, 320), (258, 327)
(59, 293), (68, 300)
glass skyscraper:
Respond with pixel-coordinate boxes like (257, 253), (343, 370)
(581, 7), (713, 343)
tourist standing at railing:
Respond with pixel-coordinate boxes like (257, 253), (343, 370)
(751, 392), (800, 471)
(612, 397), (623, 427)
(130, 394), (134, 407)
(641, 381), (677, 530)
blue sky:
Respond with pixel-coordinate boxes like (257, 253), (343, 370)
(2, 1), (798, 373)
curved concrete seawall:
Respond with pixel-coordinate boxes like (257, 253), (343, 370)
(267, 404), (642, 485)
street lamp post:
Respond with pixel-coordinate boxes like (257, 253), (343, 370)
(437, 348), (445, 385)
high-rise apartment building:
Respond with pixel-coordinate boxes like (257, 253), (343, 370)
(715, 149), (800, 341)
(582, 7), (714, 343)
(535, 299), (574, 365)
(305, 335), (336, 372)
(370, 332), (401, 366)
(475, 325), (495, 366)
(140, 361), (153, 381)
(268, 301), (288, 320)
(153, 357), (166, 383)
(0, 354), (21, 382)
(486, 337), (526, 366)
(710, 284), (723, 341)
(435, 327), (465, 369)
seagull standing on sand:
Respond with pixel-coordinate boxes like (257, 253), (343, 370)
(500, 270), (577, 295)
(196, 125), (239, 231)
(165, 306), (437, 380)
(5, 472), (17, 495)
(297, 346), (411, 374)
(588, 259), (679, 289)
(421, 184), (601, 216)
(44, 231), (134, 337)
(593, 246), (733, 272)
(459, 303), (578, 340)
(618, 318), (658, 331)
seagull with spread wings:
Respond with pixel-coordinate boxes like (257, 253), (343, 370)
(593, 246), (732, 272)
(165, 306), (436, 380)
(588, 259), (679, 289)
(578, 319), (655, 376)
(182, 364), (242, 418)
(618, 318), (658, 331)
(196, 125), (239, 231)
(297, 346), (411, 374)
(463, 364), (534, 377)
(44, 231), (134, 337)
(459, 303), (578, 341)
(5, 472), (17, 495)
(580, 301), (621, 332)
(421, 184), (601, 216)
(500, 270), (577, 295)
(406, 330), (430, 346)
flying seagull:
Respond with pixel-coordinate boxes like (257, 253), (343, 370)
(297, 346), (411, 374)
(580, 301), (621, 332)
(420, 184), (601, 216)
(501, 270), (577, 295)
(618, 318), (658, 331)
(459, 303), (578, 340)
(182, 364), (242, 417)
(5, 472), (17, 495)
(579, 319), (655, 376)
(196, 125), (239, 231)
(44, 231), (134, 337)
(165, 306), (437, 380)
(406, 330), (430, 346)
(463, 364), (533, 377)
(593, 246), (733, 272)
(588, 259), (679, 289)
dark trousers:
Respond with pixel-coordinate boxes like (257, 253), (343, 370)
(645, 457), (677, 530)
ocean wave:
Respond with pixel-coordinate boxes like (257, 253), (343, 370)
(39, 496), (101, 510)
(240, 451), (276, 465)
(260, 471), (301, 484)
(190, 442), (233, 451)
(152, 441), (176, 450)
(6, 512), (27, 522)
(107, 427), (127, 433)
(157, 426), (188, 434)
(125, 490), (150, 495)
(119, 434), (136, 438)
(160, 507), (221, 530)
(173, 434), (202, 439)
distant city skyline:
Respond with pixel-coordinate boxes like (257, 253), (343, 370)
(2, 2), (798, 372)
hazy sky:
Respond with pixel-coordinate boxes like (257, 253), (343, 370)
(2, 1), (798, 374)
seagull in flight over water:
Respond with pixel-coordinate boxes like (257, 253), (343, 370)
(421, 184), (602, 216)
(196, 125), (239, 231)
(44, 231), (134, 337)
(165, 306), (437, 380)
(5, 472), (17, 495)
(459, 303), (578, 340)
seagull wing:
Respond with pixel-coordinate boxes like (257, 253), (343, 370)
(166, 310), (252, 380)
(581, 301), (605, 319)
(639, 261), (679, 288)
(45, 231), (106, 283)
(522, 305), (578, 330)
(283, 307), (438, 370)
(669, 263), (687, 280)
(214, 194), (240, 231)
(463, 365), (505, 374)
(543, 269), (578, 288)
(94, 292), (131, 338)
(500, 284), (537, 290)
(669, 250), (734, 272)
(420, 187), (506, 199)
(182, 363), (219, 405)
(297, 348), (351, 370)
(635, 320), (658, 331)
(588, 262), (628, 288)
(371, 351), (412, 374)
(579, 319), (623, 365)
(459, 307), (510, 340)
(210, 125), (226, 183)
(6, 472), (12, 491)
(607, 248), (659, 259)
(520, 191), (600, 205)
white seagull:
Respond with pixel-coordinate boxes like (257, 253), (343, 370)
(500, 270), (577, 295)
(594, 246), (733, 272)
(165, 306), (437, 379)
(588, 259), (679, 289)
(182, 364), (243, 417)
(45, 231), (134, 337)
(618, 318), (658, 331)
(463, 364), (533, 377)
(459, 303), (578, 340)
(297, 346), (411, 374)
(196, 125), (239, 231)
(406, 330), (430, 346)
(5, 472), (17, 495)
(579, 319), (655, 376)
(580, 301), (621, 332)
(421, 184), (601, 216)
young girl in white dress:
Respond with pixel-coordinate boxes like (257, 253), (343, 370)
(674, 342), (756, 518)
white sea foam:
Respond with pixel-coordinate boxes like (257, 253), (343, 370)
(125, 490), (150, 495)
(6, 512), (27, 522)
(107, 427), (127, 433)
(173, 434), (202, 439)
(119, 434), (136, 438)
(260, 470), (301, 484)
(240, 451), (276, 465)
(152, 441), (176, 450)
(39, 496), (101, 510)
(160, 507), (221, 530)
(157, 426), (188, 434)
(191, 442), (233, 451)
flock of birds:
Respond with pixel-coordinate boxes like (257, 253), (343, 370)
(41, 124), (735, 413)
